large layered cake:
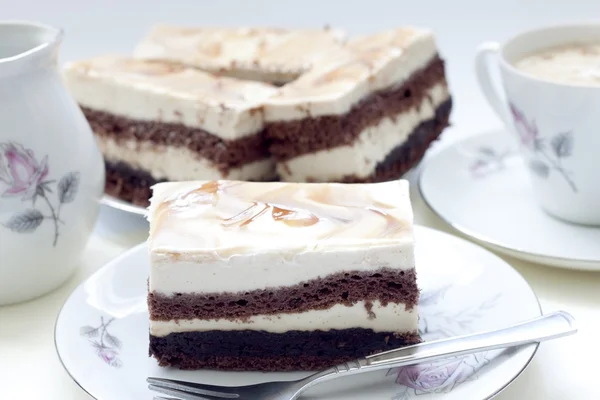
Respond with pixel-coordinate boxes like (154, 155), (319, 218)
(64, 25), (451, 206)
(147, 179), (420, 371)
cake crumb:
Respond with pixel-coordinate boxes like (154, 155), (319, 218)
(364, 301), (376, 320)
(281, 163), (292, 176)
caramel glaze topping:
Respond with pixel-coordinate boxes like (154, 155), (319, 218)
(150, 180), (411, 252)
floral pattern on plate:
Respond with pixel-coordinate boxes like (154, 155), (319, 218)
(388, 287), (501, 398)
(80, 317), (123, 368)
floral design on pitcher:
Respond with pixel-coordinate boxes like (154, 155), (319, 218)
(0, 142), (80, 246)
(388, 287), (500, 399)
(509, 103), (577, 192)
(80, 317), (123, 368)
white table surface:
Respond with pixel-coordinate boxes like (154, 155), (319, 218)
(1, 0), (600, 398)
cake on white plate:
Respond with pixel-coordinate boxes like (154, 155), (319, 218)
(146, 179), (420, 371)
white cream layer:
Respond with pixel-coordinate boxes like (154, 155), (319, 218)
(263, 28), (440, 121)
(150, 252), (414, 294)
(98, 136), (276, 182)
(149, 301), (417, 336)
(277, 83), (449, 182)
(63, 56), (278, 140)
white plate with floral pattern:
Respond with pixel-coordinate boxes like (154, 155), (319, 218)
(55, 225), (541, 400)
(419, 129), (600, 271)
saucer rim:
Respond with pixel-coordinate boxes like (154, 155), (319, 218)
(418, 129), (600, 271)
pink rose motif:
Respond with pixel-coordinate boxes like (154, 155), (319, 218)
(509, 103), (538, 148)
(1, 141), (80, 246)
(97, 347), (118, 364)
(83, 317), (123, 368)
(394, 357), (475, 393)
(95, 346), (122, 367)
(0, 142), (48, 200)
(469, 159), (487, 177)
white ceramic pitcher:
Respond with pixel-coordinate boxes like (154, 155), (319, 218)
(0, 21), (104, 305)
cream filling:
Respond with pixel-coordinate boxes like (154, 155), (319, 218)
(98, 136), (276, 181)
(277, 83), (449, 182)
(149, 301), (418, 336)
(150, 251), (414, 294)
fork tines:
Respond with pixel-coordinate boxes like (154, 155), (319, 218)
(147, 377), (239, 399)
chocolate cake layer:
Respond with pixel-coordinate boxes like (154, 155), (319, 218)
(149, 328), (421, 371)
(338, 98), (451, 183)
(267, 56), (448, 160)
(82, 107), (270, 171)
(105, 160), (162, 207)
(105, 100), (449, 205)
(149, 268), (418, 321)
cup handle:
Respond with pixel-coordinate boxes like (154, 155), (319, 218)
(474, 41), (512, 127)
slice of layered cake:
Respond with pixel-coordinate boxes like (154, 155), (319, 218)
(147, 179), (420, 371)
(264, 28), (452, 182)
(63, 56), (278, 206)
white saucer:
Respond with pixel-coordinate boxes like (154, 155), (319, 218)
(55, 226), (541, 400)
(101, 194), (146, 216)
(419, 129), (600, 271)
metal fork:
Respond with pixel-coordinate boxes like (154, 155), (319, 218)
(148, 311), (576, 400)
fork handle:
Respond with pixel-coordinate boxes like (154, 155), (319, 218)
(304, 311), (576, 386)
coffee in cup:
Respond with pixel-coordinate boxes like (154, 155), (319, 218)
(514, 43), (600, 87)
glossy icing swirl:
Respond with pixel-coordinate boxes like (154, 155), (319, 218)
(149, 180), (413, 256)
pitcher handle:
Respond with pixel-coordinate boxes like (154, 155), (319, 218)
(474, 41), (512, 127)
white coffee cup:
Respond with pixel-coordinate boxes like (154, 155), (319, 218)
(475, 23), (600, 226)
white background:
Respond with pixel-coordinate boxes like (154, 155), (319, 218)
(1, 1), (600, 399)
